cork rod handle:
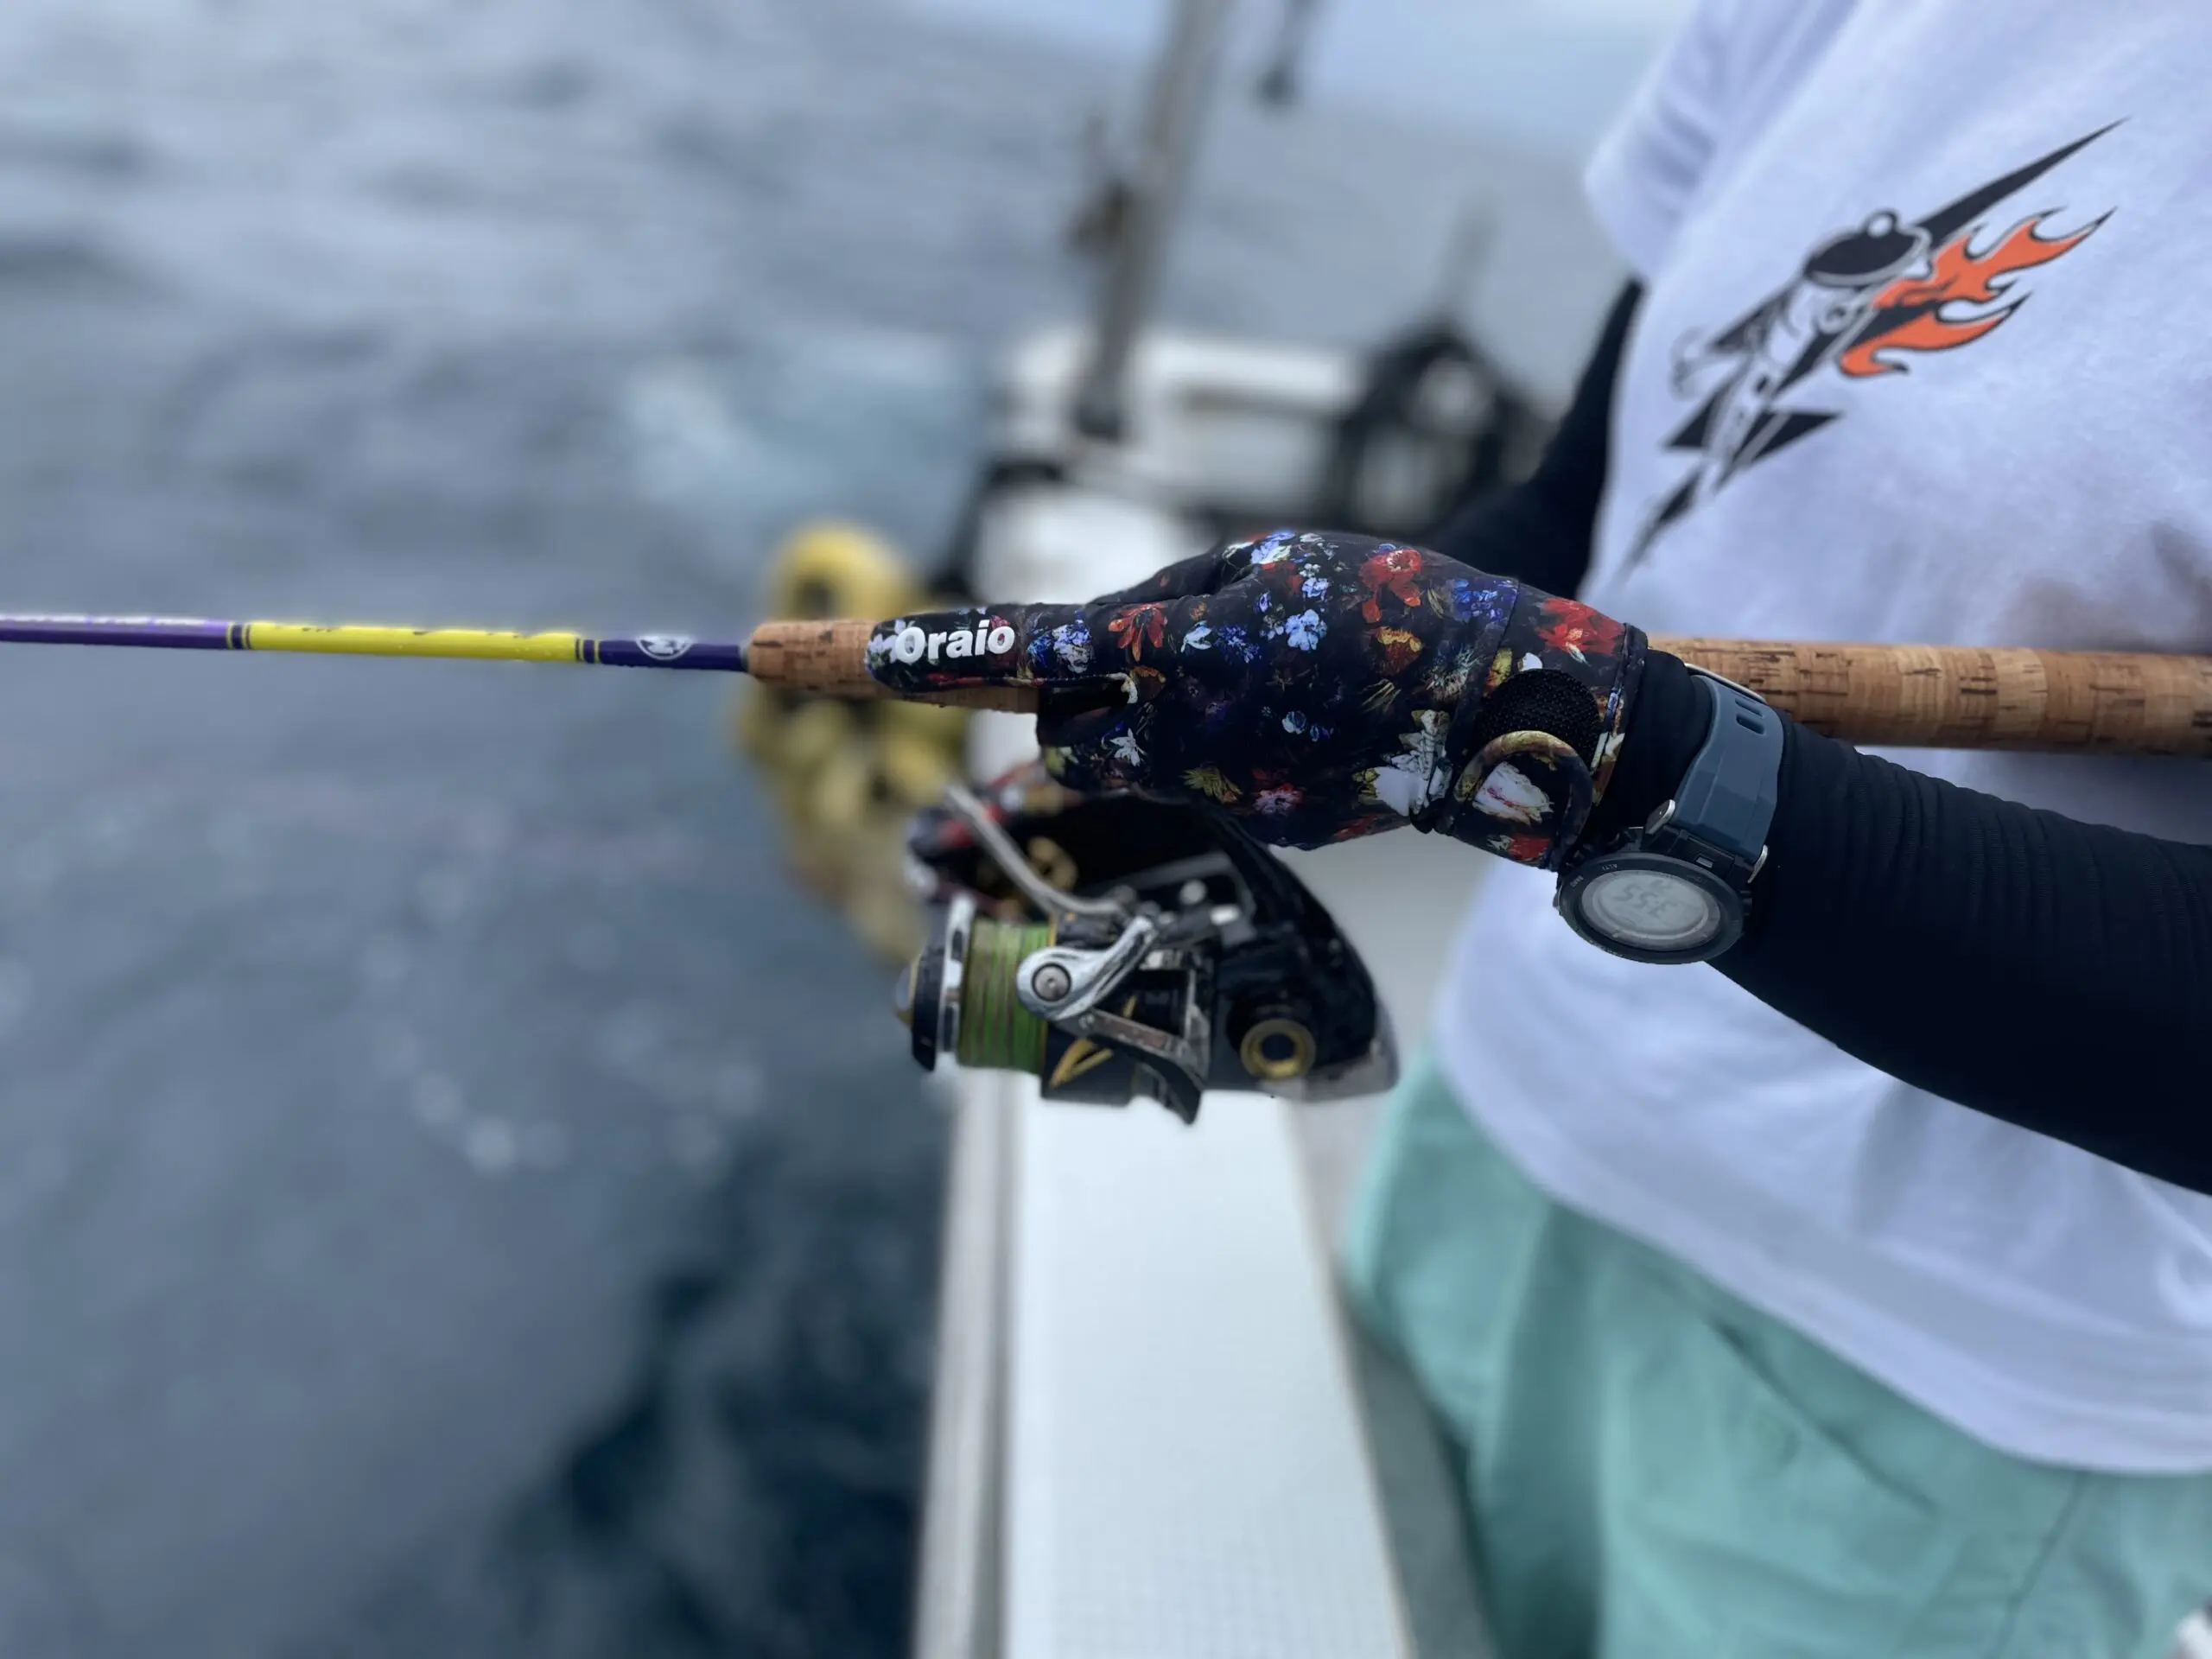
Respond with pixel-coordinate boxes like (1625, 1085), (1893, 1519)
(1651, 637), (2212, 759)
(741, 620), (2212, 757)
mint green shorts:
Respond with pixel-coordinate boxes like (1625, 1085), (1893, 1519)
(1341, 1050), (2212, 1659)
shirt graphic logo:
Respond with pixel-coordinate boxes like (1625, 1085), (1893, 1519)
(1632, 124), (2114, 563)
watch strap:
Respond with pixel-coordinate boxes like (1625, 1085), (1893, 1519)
(1666, 668), (1783, 865)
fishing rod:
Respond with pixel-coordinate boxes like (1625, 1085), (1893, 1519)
(0, 609), (1397, 1120)
(4, 611), (2201, 758)
(3, 606), (2204, 1118)
(0, 614), (747, 673)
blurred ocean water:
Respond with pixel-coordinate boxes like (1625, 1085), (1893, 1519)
(0, 2), (1612, 1655)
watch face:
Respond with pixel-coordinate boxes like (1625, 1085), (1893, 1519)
(1576, 866), (1723, 952)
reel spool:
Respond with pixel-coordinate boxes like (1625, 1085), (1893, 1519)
(898, 899), (1055, 1077)
(898, 779), (1395, 1121)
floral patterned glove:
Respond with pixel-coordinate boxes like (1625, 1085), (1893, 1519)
(864, 528), (1644, 863)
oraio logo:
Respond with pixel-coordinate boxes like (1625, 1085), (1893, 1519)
(888, 618), (1017, 666)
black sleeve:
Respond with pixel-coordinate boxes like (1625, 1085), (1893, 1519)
(1427, 281), (1640, 595)
(1592, 651), (2212, 1192)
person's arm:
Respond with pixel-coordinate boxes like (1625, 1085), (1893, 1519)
(1590, 652), (2212, 1190)
(868, 533), (2212, 1192)
(1421, 289), (2212, 1181)
(1427, 281), (1638, 597)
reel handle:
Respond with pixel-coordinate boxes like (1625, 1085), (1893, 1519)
(741, 619), (2212, 757)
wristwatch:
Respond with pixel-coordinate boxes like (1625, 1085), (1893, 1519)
(1555, 666), (1784, 964)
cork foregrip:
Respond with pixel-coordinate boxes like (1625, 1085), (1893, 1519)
(741, 619), (1036, 711)
(742, 620), (2212, 757)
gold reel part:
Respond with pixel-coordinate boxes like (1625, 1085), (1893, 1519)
(1238, 1016), (1317, 1083)
(732, 520), (970, 960)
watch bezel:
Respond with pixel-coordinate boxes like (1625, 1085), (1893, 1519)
(1556, 846), (1747, 965)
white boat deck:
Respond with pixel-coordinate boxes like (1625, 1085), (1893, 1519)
(1005, 1086), (1407, 1658)
(923, 831), (1495, 1658)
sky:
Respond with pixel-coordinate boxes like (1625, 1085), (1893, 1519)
(905, 0), (1693, 161)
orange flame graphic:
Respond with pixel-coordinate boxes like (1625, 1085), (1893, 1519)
(1838, 211), (2102, 378)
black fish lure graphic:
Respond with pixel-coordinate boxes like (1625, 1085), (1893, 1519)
(1631, 124), (2115, 562)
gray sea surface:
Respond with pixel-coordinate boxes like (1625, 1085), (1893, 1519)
(0, 3), (1611, 1654)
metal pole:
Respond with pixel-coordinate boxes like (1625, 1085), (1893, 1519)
(1072, 0), (1239, 442)
(911, 1080), (1022, 1659)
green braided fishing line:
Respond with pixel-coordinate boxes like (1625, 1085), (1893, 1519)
(957, 918), (1052, 1074)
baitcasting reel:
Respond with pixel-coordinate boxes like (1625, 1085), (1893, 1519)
(895, 772), (1395, 1121)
